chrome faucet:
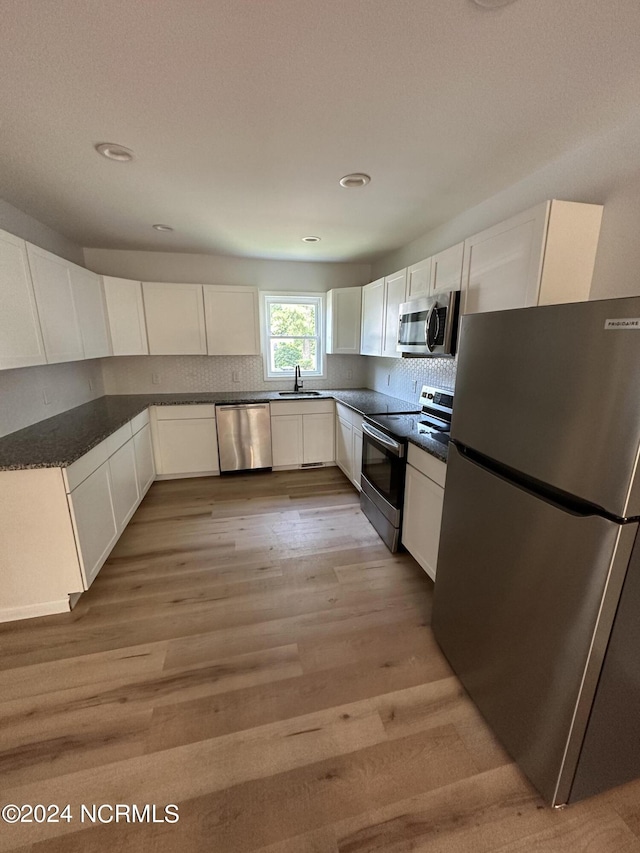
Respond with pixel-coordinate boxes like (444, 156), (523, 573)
(294, 365), (303, 392)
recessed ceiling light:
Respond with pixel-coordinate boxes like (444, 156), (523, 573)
(95, 142), (134, 162)
(339, 173), (371, 189)
(152, 224), (173, 232)
(302, 236), (321, 243)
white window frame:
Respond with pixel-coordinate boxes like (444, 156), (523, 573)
(261, 292), (325, 380)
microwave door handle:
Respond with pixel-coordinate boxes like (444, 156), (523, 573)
(426, 305), (440, 352)
(362, 422), (405, 457)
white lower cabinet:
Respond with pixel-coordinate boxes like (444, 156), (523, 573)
(271, 415), (304, 467)
(109, 439), (140, 531)
(402, 445), (447, 581)
(134, 423), (155, 495)
(151, 405), (219, 477)
(69, 461), (118, 588)
(334, 402), (364, 490)
(270, 400), (335, 468)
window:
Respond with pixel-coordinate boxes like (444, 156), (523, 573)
(262, 294), (324, 379)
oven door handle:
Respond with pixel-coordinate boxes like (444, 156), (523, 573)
(362, 422), (405, 457)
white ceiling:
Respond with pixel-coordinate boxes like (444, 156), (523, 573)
(1, 0), (640, 263)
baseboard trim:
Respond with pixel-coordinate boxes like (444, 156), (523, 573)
(155, 471), (220, 480)
(0, 598), (71, 623)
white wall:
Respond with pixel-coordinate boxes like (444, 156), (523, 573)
(0, 198), (84, 266)
(373, 109), (640, 302)
(84, 248), (370, 292)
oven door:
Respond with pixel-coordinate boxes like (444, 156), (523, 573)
(361, 422), (406, 512)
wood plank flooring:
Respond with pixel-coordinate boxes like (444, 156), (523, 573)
(0, 467), (639, 852)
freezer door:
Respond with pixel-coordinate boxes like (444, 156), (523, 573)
(432, 443), (636, 805)
(452, 297), (640, 518)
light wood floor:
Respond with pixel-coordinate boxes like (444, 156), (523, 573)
(1, 468), (639, 852)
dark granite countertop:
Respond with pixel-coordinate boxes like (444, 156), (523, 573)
(0, 389), (421, 471)
(364, 413), (449, 463)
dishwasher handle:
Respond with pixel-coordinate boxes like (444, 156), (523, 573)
(216, 404), (269, 411)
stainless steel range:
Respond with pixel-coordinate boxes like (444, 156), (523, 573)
(360, 385), (454, 551)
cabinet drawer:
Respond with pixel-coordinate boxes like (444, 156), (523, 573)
(106, 422), (133, 456)
(131, 408), (150, 434)
(407, 443), (447, 487)
(64, 439), (109, 492)
(154, 404), (216, 420)
(270, 399), (335, 416)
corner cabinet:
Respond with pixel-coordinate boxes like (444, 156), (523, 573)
(462, 200), (603, 315)
(0, 228), (47, 369)
(326, 287), (362, 355)
(204, 285), (260, 355)
(402, 444), (447, 581)
(143, 282), (207, 355)
(103, 277), (149, 356)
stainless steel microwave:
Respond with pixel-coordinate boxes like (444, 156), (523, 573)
(397, 290), (460, 357)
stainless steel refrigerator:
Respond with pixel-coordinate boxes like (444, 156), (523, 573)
(432, 296), (640, 806)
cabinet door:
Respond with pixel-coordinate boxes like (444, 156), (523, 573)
(204, 286), (260, 355)
(430, 242), (464, 296)
(271, 415), (303, 467)
(109, 439), (140, 531)
(0, 229), (46, 369)
(303, 413), (335, 464)
(360, 278), (384, 356)
(335, 416), (353, 480)
(326, 287), (362, 355)
(27, 244), (84, 363)
(103, 277), (149, 355)
(402, 463), (445, 581)
(462, 205), (548, 315)
(382, 269), (408, 358)
(407, 257), (432, 299)
(352, 427), (363, 491)
(68, 461), (118, 589)
(143, 282), (207, 355)
(70, 266), (111, 359)
(133, 423), (155, 496)
(155, 419), (219, 475)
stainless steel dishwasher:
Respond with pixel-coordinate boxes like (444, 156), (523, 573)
(215, 403), (272, 472)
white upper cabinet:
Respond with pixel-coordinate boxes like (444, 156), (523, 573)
(204, 285), (260, 355)
(70, 265), (111, 359)
(27, 244), (84, 364)
(382, 268), (408, 359)
(360, 278), (385, 356)
(143, 282), (207, 355)
(407, 257), (432, 299)
(462, 200), (603, 316)
(429, 242), (464, 296)
(103, 277), (149, 356)
(0, 229), (46, 370)
(326, 287), (362, 355)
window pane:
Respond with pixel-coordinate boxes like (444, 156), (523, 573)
(269, 303), (316, 337)
(270, 338), (317, 372)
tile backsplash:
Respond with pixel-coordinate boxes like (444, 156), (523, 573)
(364, 355), (457, 404)
(0, 360), (105, 438)
(101, 354), (368, 394)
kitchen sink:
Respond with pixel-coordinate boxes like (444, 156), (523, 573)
(278, 391), (322, 397)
